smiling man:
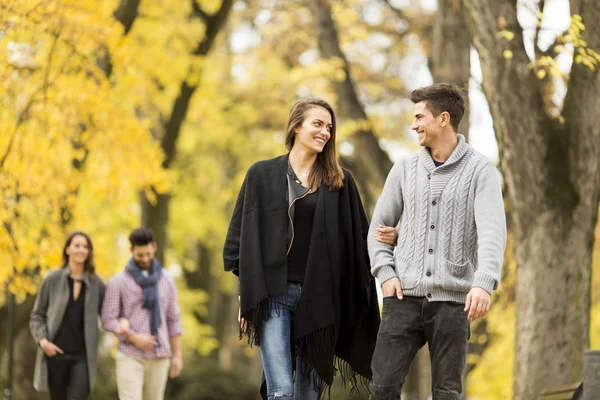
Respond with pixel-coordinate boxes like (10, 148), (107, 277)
(367, 83), (507, 400)
(102, 227), (183, 400)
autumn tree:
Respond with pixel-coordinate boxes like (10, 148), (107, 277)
(462, 0), (600, 398)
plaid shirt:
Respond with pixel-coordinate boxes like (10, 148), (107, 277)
(101, 268), (183, 359)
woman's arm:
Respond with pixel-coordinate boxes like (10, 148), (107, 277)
(223, 173), (250, 276)
(30, 274), (51, 345)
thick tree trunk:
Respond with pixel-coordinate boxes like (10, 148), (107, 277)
(306, 0), (393, 211)
(463, 0), (600, 398)
(429, 0), (471, 140)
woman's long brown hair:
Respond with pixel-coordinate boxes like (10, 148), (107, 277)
(62, 231), (95, 279)
(284, 99), (344, 190)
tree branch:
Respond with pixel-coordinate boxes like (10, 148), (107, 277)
(190, 0), (209, 21)
(99, 0), (142, 78)
(161, 0), (234, 169)
(534, 0), (546, 58)
(193, 0), (234, 56)
(113, 0), (141, 35)
(307, 0), (393, 195)
(382, 0), (408, 20)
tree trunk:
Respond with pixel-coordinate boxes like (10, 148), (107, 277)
(12, 318), (44, 400)
(429, 0), (471, 140)
(306, 0), (393, 211)
(139, 0), (234, 264)
(141, 191), (171, 264)
(462, 0), (600, 398)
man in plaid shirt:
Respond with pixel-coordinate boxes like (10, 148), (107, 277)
(102, 227), (183, 400)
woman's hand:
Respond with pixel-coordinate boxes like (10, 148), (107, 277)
(238, 296), (248, 333)
(375, 225), (398, 246)
(39, 337), (64, 357)
(116, 317), (130, 336)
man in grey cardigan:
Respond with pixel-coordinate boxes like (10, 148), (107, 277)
(368, 83), (506, 400)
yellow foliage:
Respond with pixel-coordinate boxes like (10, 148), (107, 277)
(0, 0), (170, 297)
(498, 30), (515, 41)
(536, 69), (547, 79)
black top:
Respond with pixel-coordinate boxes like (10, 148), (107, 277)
(433, 159), (445, 167)
(287, 190), (318, 283)
(53, 277), (86, 357)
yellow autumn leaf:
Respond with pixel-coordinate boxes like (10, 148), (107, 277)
(503, 50), (513, 60)
(498, 30), (515, 41)
(537, 69), (546, 79)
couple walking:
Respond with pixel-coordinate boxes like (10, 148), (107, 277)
(30, 227), (182, 400)
(224, 83), (507, 400)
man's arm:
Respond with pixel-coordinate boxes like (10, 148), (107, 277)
(166, 275), (183, 377)
(368, 161), (405, 285)
(169, 335), (182, 378)
(465, 162), (507, 321)
(472, 162), (507, 294)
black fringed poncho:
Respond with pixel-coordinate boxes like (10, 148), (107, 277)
(223, 154), (380, 397)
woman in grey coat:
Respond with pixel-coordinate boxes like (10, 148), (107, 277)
(30, 231), (106, 400)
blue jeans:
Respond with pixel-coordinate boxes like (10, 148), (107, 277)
(258, 282), (320, 400)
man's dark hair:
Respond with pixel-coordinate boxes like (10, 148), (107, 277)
(129, 227), (155, 248)
(409, 83), (465, 132)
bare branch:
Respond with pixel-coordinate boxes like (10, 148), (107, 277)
(193, 0), (234, 56)
(190, 0), (209, 21)
(113, 0), (141, 34)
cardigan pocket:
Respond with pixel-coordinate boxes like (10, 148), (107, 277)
(394, 253), (418, 290)
(441, 259), (474, 292)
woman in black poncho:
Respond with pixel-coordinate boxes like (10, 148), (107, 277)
(224, 99), (390, 399)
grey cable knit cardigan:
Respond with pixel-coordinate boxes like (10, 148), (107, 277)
(368, 134), (507, 303)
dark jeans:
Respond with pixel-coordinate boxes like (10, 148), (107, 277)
(370, 296), (469, 400)
(47, 355), (89, 400)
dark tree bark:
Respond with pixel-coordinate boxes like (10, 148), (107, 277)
(306, 0), (393, 211)
(12, 325), (45, 400)
(140, 0), (234, 264)
(462, 0), (600, 398)
(429, 0), (471, 140)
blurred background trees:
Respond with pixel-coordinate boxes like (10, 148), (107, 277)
(1, 0), (599, 399)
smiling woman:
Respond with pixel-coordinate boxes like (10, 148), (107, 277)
(29, 232), (106, 400)
(224, 98), (381, 399)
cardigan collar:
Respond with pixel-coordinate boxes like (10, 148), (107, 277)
(419, 134), (470, 173)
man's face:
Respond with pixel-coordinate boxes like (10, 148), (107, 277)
(131, 243), (157, 270)
(411, 101), (443, 147)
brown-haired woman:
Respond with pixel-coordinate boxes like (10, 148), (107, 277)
(30, 232), (123, 399)
(224, 99), (381, 399)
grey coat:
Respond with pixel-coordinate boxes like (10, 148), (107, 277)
(30, 267), (105, 392)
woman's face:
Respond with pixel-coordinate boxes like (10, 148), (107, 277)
(66, 235), (90, 265)
(292, 106), (332, 154)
